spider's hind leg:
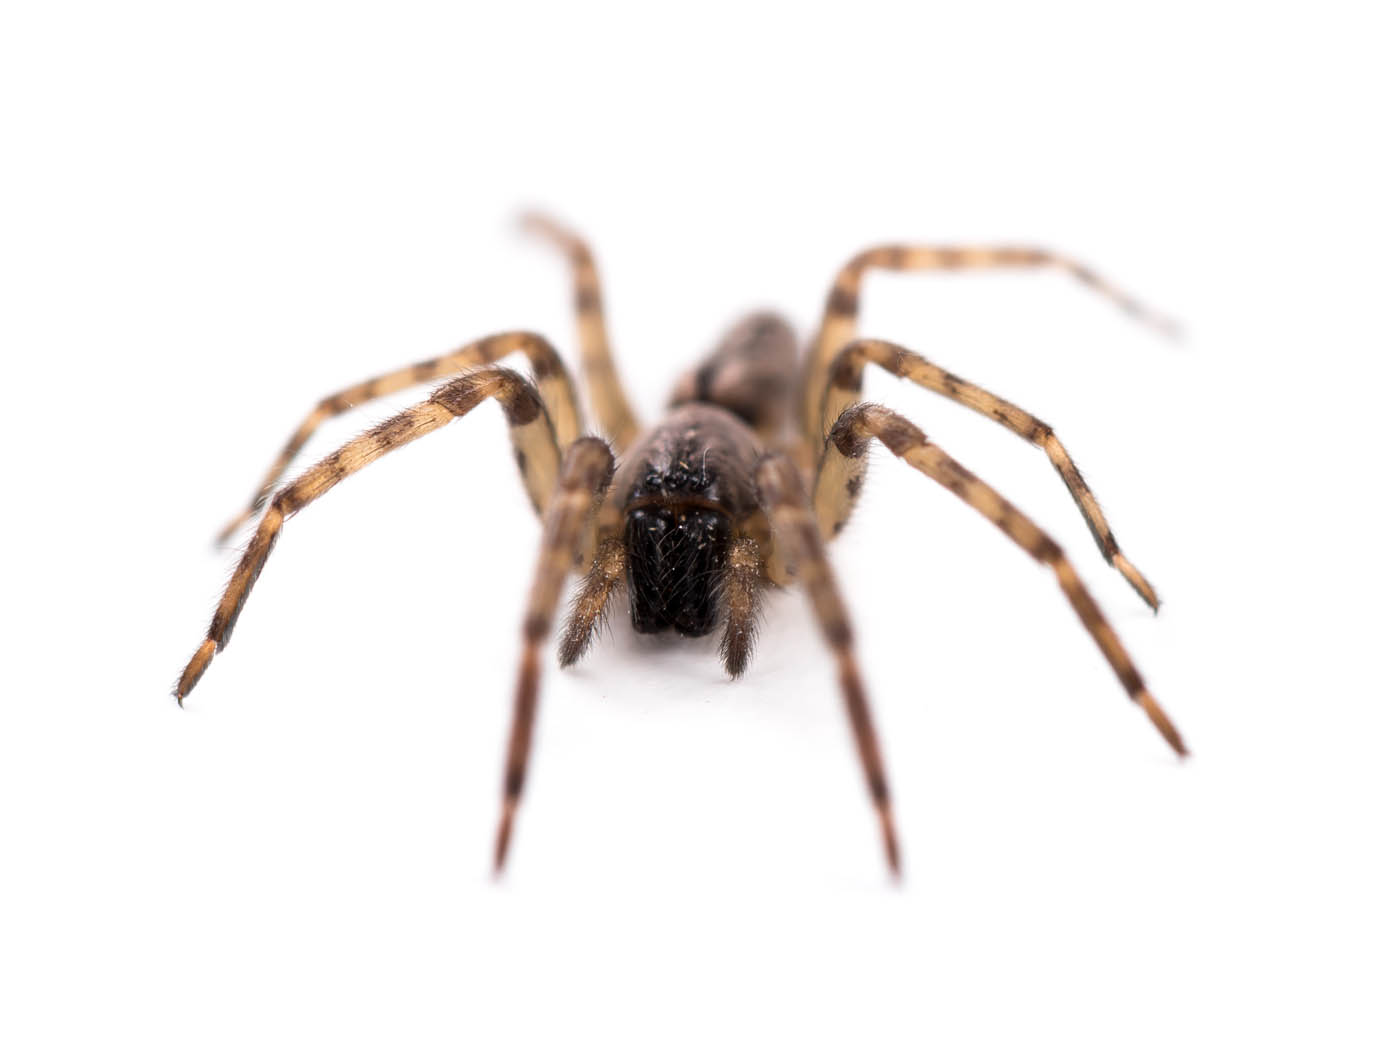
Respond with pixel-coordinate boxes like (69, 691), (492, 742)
(521, 212), (641, 451)
(801, 242), (1177, 445)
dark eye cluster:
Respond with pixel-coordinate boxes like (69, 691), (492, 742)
(638, 458), (714, 497)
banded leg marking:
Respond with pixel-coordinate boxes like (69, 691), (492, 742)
(495, 437), (616, 872)
(820, 403), (1187, 756)
(175, 369), (559, 704)
(818, 338), (1159, 609)
(802, 243), (1177, 445)
(755, 454), (901, 877)
(522, 212), (641, 450)
(216, 330), (580, 544)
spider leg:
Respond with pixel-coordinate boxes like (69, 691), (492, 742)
(557, 536), (625, 667)
(816, 402), (1187, 757)
(215, 331), (581, 545)
(718, 536), (765, 678)
(755, 453), (901, 877)
(495, 436), (615, 872)
(801, 243), (1177, 444)
(815, 338), (1159, 610)
(521, 212), (641, 450)
(175, 369), (562, 704)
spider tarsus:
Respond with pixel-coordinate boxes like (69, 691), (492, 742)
(493, 801), (518, 874)
(174, 640), (215, 708)
(878, 806), (903, 879)
(1137, 691), (1188, 758)
(212, 510), (252, 550)
(557, 629), (590, 669)
(518, 210), (564, 243)
(1112, 555), (1160, 613)
(721, 642), (750, 680)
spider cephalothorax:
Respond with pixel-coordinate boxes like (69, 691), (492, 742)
(618, 404), (760, 637)
(175, 213), (1186, 877)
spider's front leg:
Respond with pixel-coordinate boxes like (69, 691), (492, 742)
(813, 402), (1187, 757)
(755, 453), (902, 877)
(215, 331), (581, 545)
(494, 436), (615, 871)
(815, 338), (1161, 610)
(174, 367), (563, 704)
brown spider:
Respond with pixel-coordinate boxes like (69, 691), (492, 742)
(174, 213), (1186, 876)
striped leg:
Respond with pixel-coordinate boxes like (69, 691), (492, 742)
(801, 243), (1177, 445)
(175, 369), (562, 704)
(521, 212), (641, 451)
(816, 402), (1187, 757)
(215, 331), (581, 544)
(755, 453), (901, 877)
(495, 437), (616, 872)
(817, 338), (1159, 610)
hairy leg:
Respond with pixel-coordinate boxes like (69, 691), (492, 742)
(558, 537), (626, 667)
(817, 402), (1186, 756)
(756, 453), (901, 876)
(815, 338), (1159, 609)
(216, 331), (580, 544)
(802, 243), (1176, 444)
(717, 536), (765, 678)
(175, 369), (561, 704)
(495, 437), (616, 871)
(522, 212), (641, 450)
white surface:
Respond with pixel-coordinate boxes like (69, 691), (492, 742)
(2, 2), (1396, 1034)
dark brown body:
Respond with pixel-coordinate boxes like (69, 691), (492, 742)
(611, 313), (797, 637)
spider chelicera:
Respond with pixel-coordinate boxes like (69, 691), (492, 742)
(174, 213), (1186, 876)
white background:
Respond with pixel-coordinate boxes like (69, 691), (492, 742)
(2, 2), (1396, 1034)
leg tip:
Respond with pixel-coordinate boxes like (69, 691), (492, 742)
(174, 640), (216, 706)
(212, 513), (248, 550)
(1137, 691), (1188, 758)
(1113, 555), (1161, 613)
(493, 801), (518, 875)
(878, 805), (903, 880)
